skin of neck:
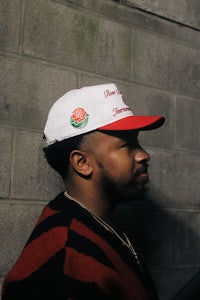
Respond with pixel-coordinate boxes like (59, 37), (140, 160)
(64, 171), (116, 220)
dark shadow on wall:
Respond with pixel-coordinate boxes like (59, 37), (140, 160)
(114, 189), (200, 300)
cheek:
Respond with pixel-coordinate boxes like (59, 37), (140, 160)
(111, 150), (135, 168)
(104, 153), (124, 169)
(104, 154), (135, 180)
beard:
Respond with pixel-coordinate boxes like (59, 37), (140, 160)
(99, 165), (148, 206)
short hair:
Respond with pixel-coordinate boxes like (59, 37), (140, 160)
(43, 134), (85, 180)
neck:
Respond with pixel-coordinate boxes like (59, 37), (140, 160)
(64, 188), (115, 220)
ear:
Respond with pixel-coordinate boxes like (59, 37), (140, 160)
(69, 150), (92, 177)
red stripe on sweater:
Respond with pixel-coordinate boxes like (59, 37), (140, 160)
(67, 219), (148, 299)
(6, 227), (68, 282)
(35, 206), (58, 226)
(64, 246), (147, 300)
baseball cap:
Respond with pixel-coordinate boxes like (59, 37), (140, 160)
(44, 83), (165, 145)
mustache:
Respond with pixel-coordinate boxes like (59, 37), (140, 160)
(135, 164), (149, 175)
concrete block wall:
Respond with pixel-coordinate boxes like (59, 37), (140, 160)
(0, 0), (200, 299)
(125, 0), (200, 29)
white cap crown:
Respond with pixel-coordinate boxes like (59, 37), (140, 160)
(44, 83), (133, 144)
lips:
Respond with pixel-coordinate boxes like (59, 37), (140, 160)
(136, 164), (149, 176)
(139, 173), (149, 182)
(135, 165), (149, 184)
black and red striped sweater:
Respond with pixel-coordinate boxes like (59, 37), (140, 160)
(2, 192), (159, 300)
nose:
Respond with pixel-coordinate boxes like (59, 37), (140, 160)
(135, 147), (150, 163)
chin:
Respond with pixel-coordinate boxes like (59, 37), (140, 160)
(117, 185), (146, 203)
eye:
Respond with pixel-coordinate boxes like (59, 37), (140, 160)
(121, 139), (140, 149)
(121, 141), (131, 148)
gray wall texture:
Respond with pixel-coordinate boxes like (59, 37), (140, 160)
(0, 0), (200, 299)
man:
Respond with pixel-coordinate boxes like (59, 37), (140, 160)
(1, 83), (165, 299)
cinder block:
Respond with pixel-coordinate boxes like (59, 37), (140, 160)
(11, 129), (64, 200)
(173, 211), (200, 267)
(148, 149), (200, 208)
(0, 0), (21, 52)
(0, 200), (44, 276)
(0, 55), (78, 129)
(0, 127), (13, 198)
(83, 0), (200, 48)
(23, 0), (131, 80)
(175, 97), (200, 152)
(132, 30), (200, 99)
(81, 76), (111, 87)
(56, 0), (82, 5)
(125, 0), (200, 30)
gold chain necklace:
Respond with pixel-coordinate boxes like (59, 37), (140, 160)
(64, 191), (142, 270)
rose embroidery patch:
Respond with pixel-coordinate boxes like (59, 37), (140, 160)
(70, 107), (89, 128)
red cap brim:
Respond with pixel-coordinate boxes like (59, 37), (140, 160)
(98, 115), (165, 131)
